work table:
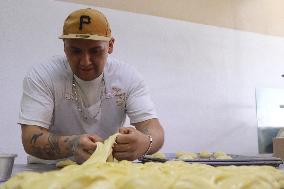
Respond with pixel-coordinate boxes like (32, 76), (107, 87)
(6, 161), (284, 176)
(1, 155), (284, 185)
(11, 164), (57, 176)
(0, 164), (57, 184)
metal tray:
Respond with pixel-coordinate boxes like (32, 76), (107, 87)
(141, 153), (283, 167)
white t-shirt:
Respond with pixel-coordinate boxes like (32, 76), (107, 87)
(74, 73), (103, 107)
(18, 55), (158, 140)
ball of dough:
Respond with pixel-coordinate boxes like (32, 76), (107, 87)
(215, 155), (232, 160)
(56, 159), (77, 168)
(149, 152), (166, 159)
(176, 151), (186, 158)
(213, 151), (227, 158)
(177, 154), (195, 160)
(176, 152), (197, 159)
(199, 151), (212, 158)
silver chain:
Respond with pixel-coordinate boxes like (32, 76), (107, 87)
(71, 74), (105, 120)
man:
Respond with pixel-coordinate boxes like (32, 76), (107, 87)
(18, 8), (164, 164)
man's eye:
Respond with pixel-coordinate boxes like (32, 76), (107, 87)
(91, 49), (105, 55)
(71, 49), (81, 54)
(91, 49), (99, 54)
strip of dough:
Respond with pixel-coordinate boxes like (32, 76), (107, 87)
(83, 133), (119, 165)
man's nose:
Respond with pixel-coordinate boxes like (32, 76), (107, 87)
(80, 52), (92, 66)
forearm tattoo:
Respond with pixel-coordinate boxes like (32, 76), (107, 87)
(29, 132), (62, 159)
(30, 146), (45, 158)
(30, 133), (43, 145)
(141, 127), (150, 135)
(66, 136), (80, 155)
(48, 133), (61, 155)
(30, 132), (44, 158)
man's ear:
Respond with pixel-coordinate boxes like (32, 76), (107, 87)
(63, 39), (67, 54)
(108, 38), (115, 54)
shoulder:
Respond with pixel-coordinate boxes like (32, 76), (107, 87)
(105, 57), (143, 82)
(26, 55), (70, 80)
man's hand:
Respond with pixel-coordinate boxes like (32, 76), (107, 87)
(72, 134), (103, 164)
(21, 125), (103, 164)
(113, 127), (150, 161)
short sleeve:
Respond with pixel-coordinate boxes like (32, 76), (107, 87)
(125, 69), (158, 124)
(18, 67), (54, 128)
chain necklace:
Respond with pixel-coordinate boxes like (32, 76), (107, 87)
(71, 74), (105, 120)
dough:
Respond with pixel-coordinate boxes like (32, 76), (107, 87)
(83, 133), (119, 165)
(215, 155), (233, 160)
(199, 151), (212, 158)
(147, 151), (166, 159)
(176, 152), (198, 159)
(177, 154), (195, 160)
(55, 133), (119, 168)
(213, 151), (227, 158)
(2, 135), (284, 189)
(55, 159), (77, 168)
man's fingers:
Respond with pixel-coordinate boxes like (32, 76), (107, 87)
(118, 127), (135, 134)
(80, 136), (98, 151)
(116, 135), (128, 144)
(116, 127), (136, 144)
(83, 141), (97, 151)
(75, 148), (91, 164)
(116, 134), (136, 144)
(73, 134), (103, 164)
(113, 143), (132, 153)
(113, 152), (135, 161)
(88, 135), (103, 143)
(118, 127), (130, 134)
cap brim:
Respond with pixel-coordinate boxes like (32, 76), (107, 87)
(59, 34), (111, 41)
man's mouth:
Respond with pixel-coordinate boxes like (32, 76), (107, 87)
(80, 67), (93, 72)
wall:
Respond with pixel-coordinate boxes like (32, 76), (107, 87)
(59, 0), (284, 37)
(1, 0), (284, 163)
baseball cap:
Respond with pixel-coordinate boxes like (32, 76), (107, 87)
(59, 8), (111, 41)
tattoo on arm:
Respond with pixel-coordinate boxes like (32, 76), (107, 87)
(29, 132), (80, 159)
(30, 133), (43, 145)
(67, 136), (80, 155)
(30, 146), (44, 158)
(141, 127), (149, 135)
(63, 138), (69, 143)
(32, 134), (62, 159)
(48, 133), (61, 155)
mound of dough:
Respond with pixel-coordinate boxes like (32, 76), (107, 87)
(55, 159), (77, 168)
(2, 135), (284, 189)
(213, 151), (232, 160)
(215, 155), (233, 160)
(176, 152), (198, 160)
(213, 151), (227, 158)
(199, 151), (212, 158)
(147, 151), (166, 159)
(177, 154), (195, 160)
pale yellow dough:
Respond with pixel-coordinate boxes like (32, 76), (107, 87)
(213, 151), (232, 160)
(55, 159), (77, 168)
(199, 150), (212, 158)
(2, 134), (284, 189)
(55, 133), (119, 168)
(147, 151), (166, 159)
(215, 155), (233, 160)
(176, 151), (198, 159)
(83, 133), (119, 165)
(213, 151), (227, 158)
(177, 154), (195, 160)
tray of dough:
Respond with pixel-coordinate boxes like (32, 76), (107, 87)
(141, 152), (283, 167)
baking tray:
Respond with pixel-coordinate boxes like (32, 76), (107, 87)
(141, 153), (283, 167)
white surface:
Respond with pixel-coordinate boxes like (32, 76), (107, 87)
(256, 88), (284, 127)
(1, 0), (284, 163)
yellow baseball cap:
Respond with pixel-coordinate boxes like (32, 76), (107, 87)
(59, 8), (111, 41)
